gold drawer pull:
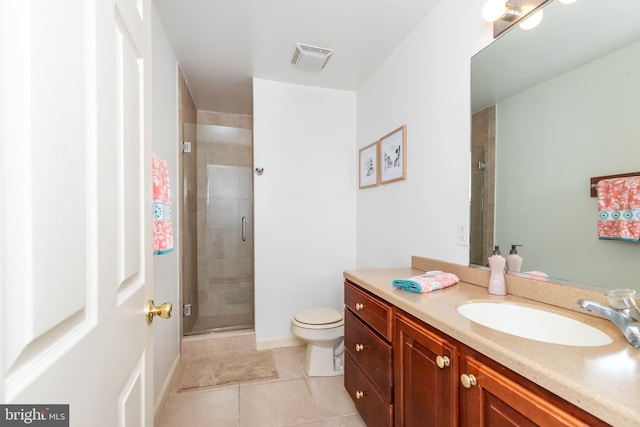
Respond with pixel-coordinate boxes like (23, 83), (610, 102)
(436, 355), (450, 369)
(460, 374), (477, 388)
(355, 303), (364, 311)
(355, 344), (364, 352)
(355, 391), (364, 399)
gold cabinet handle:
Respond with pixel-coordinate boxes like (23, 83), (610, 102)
(355, 303), (364, 311)
(145, 300), (172, 324)
(355, 391), (364, 399)
(460, 373), (477, 389)
(355, 344), (364, 352)
(436, 355), (450, 369)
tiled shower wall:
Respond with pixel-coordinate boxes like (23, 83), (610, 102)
(178, 67), (198, 334)
(470, 106), (496, 266)
(194, 111), (253, 332)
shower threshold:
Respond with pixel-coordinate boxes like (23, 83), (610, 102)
(185, 323), (254, 336)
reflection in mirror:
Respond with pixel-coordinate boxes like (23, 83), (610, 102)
(470, 108), (495, 266)
(470, 0), (640, 290)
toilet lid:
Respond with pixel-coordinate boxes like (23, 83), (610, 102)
(294, 308), (343, 325)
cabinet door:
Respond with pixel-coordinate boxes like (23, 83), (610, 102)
(460, 354), (597, 427)
(394, 312), (458, 427)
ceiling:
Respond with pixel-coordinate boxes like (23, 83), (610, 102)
(153, 0), (441, 115)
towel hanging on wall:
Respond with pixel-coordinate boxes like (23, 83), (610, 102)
(152, 153), (174, 254)
(597, 176), (640, 242)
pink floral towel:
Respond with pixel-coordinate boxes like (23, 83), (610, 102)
(153, 153), (174, 254)
(597, 177), (640, 242)
(392, 272), (460, 293)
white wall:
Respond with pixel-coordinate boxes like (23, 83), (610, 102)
(356, 0), (492, 268)
(253, 79), (357, 344)
(151, 5), (180, 407)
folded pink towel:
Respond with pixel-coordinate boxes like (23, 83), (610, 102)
(392, 272), (460, 293)
(153, 153), (174, 255)
(597, 177), (640, 242)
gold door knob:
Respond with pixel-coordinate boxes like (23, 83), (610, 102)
(436, 355), (450, 369)
(460, 373), (477, 389)
(355, 303), (364, 311)
(355, 391), (364, 399)
(145, 300), (172, 324)
(355, 344), (364, 352)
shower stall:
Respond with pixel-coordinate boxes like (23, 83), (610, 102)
(470, 106), (496, 266)
(181, 120), (254, 335)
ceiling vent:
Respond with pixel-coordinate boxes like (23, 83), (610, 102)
(291, 43), (334, 71)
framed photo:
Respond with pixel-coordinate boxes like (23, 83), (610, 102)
(380, 125), (407, 184)
(358, 141), (379, 189)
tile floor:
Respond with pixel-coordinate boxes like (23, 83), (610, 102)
(156, 346), (366, 427)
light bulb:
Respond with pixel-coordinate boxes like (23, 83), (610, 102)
(559, 0), (577, 4)
(518, 6), (543, 30)
(482, 0), (507, 22)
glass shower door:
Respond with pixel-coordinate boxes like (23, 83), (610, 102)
(182, 123), (254, 336)
(470, 145), (486, 265)
(193, 164), (254, 332)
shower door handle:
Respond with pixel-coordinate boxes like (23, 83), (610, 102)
(242, 216), (246, 242)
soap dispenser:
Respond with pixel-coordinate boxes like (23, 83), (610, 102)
(488, 245), (507, 296)
(506, 244), (523, 273)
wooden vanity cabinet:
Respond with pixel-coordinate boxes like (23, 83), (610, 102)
(394, 311), (458, 427)
(344, 280), (609, 427)
(344, 280), (394, 427)
(394, 312), (610, 427)
(459, 347), (610, 427)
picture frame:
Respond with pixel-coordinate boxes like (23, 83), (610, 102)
(358, 141), (379, 189)
(379, 125), (407, 184)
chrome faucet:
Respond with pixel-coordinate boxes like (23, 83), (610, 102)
(577, 289), (640, 350)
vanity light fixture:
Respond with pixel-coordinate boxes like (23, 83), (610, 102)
(482, 0), (549, 37)
(518, 5), (543, 30)
(559, 0), (578, 4)
(481, 0), (521, 23)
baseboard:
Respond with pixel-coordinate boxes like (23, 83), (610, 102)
(153, 353), (180, 422)
(256, 336), (305, 350)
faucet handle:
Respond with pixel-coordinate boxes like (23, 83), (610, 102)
(606, 289), (637, 310)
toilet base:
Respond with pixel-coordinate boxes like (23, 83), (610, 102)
(303, 344), (344, 377)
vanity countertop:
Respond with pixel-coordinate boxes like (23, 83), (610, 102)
(344, 265), (640, 427)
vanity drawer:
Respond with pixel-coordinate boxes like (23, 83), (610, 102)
(345, 353), (393, 427)
(345, 309), (393, 401)
(344, 280), (394, 341)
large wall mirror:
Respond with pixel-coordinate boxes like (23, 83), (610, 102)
(470, 0), (640, 290)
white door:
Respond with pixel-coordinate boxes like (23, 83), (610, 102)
(1, 0), (158, 425)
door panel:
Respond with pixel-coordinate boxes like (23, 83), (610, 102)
(115, 2), (144, 300)
(2, 0), (96, 400)
(1, 0), (153, 425)
(119, 354), (145, 426)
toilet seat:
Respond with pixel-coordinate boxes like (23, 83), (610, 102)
(293, 308), (344, 329)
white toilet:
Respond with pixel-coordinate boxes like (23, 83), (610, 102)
(291, 307), (345, 377)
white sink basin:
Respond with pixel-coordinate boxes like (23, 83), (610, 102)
(457, 301), (613, 347)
